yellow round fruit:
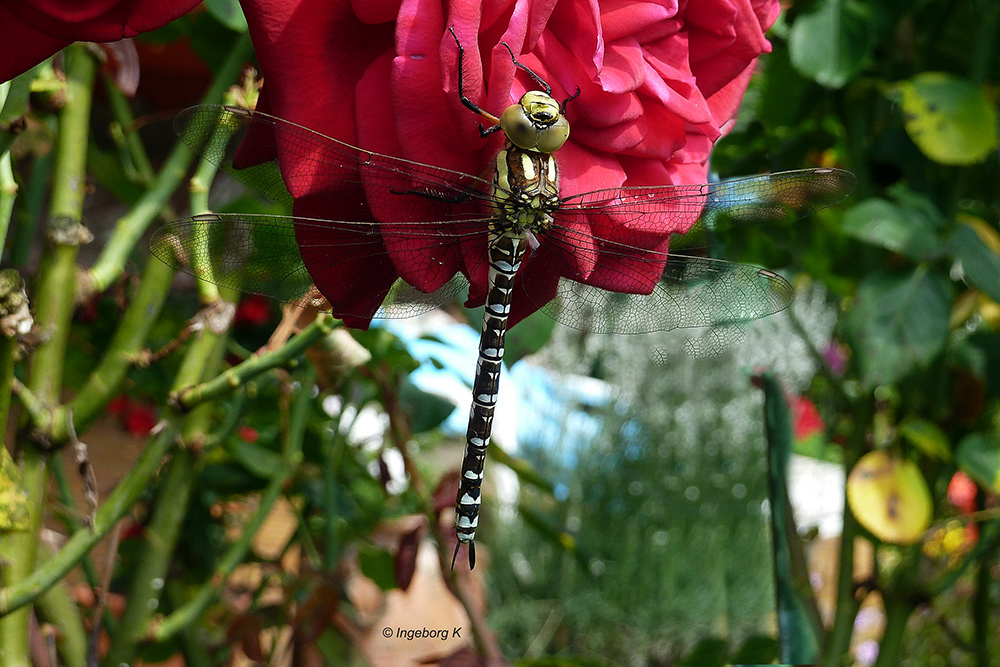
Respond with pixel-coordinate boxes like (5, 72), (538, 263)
(846, 451), (933, 544)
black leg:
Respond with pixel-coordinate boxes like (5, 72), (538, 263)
(449, 27), (500, 126)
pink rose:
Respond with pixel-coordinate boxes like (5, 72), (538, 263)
(0, 0), (203, 83)
(237, 0), (780, 327)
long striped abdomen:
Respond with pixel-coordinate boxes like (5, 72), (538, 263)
(453, 145), (558, 569)
(454, 233), (524, 568)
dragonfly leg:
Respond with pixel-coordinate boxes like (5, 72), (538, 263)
(448, 27), (501, 127)
(387, 184), (475, 204)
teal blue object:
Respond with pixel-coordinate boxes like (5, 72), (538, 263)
(759, 372), (824, 663)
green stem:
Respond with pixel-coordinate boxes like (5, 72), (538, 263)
(152, 376), (309, 643)
(760, 372), (823, 663)
(785, 306), (848, 403)
(85, 32), (253, 295)
(7, 152), (53, 269)
(101, 315), (231, 667)
(0, 424), (174, 615)
(173, 315), (337, 409)
(53, 256), (175, 439)
(972, 490), (994, 667)
(0, 44), (96, 666)
(0, 141), (16, 258)
(189, 150), (220, 217)
(823, 394), (873, 666)
(99, 449), (200, 667)
(0, 272), (234, 620)
(189, 153), (222, 302)
(872, 592), (912, 667)
(33, 547), (88, 667)
(101, 71), (156, 185)
(29, 46), (95, 400)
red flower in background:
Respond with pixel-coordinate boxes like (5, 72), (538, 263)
(107, 394), (157, 436)
(237, 0), (780, 327)
(947, 472), (978, 514)
(238, 425), (259, 443)
(791, 395), (825, 440)
(0, 0), (202, 83)
(235, 294), (272, 327)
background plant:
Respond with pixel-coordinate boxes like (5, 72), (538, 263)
(0, 0), (997, 666)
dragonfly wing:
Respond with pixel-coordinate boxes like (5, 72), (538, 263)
(677, 167), (857, 249)
(175, 105), (494, 220)
(149, 213), (480, 320)
(540, 254), (794, 354)
(701, 167), (857, 220)
(556, 168), (856, 250)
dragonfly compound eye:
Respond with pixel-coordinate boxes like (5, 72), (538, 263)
(500, 91), (570, 153)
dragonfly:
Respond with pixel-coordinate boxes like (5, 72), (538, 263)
(150, 30), (856, 569)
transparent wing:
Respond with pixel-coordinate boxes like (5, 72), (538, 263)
(175, 105), (494, 218)
(149, 213), (483, 319)
(165, 105), (854, 344)
(554, 168), (856, 248)
(521, 168), (852, 350)
(541, 252), (793, 355)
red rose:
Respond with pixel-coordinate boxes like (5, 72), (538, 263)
(0, 0), (202, 83)
(238, 0), (779, 327)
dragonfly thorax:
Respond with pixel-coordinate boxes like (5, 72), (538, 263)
(492, 146), (560, 235)
(500, 91), (570, 153)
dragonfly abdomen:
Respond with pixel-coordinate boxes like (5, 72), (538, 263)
(454, 232), (525, 567)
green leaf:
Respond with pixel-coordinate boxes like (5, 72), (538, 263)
(358, 545), (397, 591)
(505, 308), (557, 364)
(955, 433), (1000, 493)
(891, 73), (999, 165)
(948, 221), (1000, 303)
(843, 269), (951, 387)
(227, 438), (284, 480)
(0, 65), (36, 124)
(399, 380), (454, 434)
(788, 0), (872, 88)
(203, 0), (248, 32)
(756, 47), (812, 128)
(898, 419), (951, 461)
(963, 332), (1000, 399)
(679, 636), (729, 667)
(518, 657), (611, 667)
(728, 635), (780, 665)
(489, 443), (554, 493)
(840, 190), (946, 261)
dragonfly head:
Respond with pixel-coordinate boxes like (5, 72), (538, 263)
(500, 90), (570, 154)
